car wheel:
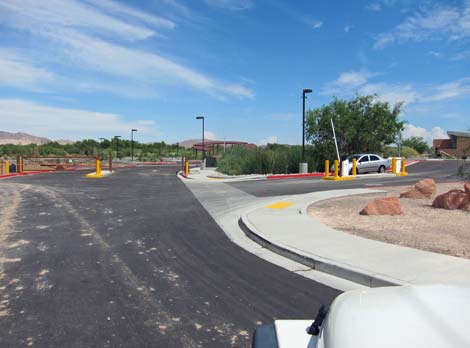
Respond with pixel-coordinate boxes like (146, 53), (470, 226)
(378, 165), (385, 173)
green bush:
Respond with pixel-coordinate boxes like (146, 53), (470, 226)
(382, 146), (399, 158)
(381, 146), (419, 159)
(217, 145), (320, 175)
(401, 146), (420, 158)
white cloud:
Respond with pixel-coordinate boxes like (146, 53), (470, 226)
(48, 31), (253, 99)
(0, 0), (253, 99)
(451, 50), (470, 61)
(428, 50), (441, 57)
(424, 78), (470, 102)
(374, 4), (470, 49)
(0, 50), (54, 91)
(344, 24), (354, 33)
(203, 0), (254, 11)
(366, 3), (382, 11)
(305, 19), (323, 29)
(258, 136), (278, 146)
(322, 71), (470, 106)
(204, 131), (217, 140)
(403, 124), (447, 144)
(430, 126), (448, 140)
(358, 83), (419, 105)
(0, 99), (157, 140)
(336, 71), (372, 86)
(0, 0), (171, 42)
(85, 0), (176, 29)
(366, 0), (397, 12)
(322, 70), (382, 96)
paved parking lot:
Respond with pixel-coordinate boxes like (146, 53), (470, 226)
(0, 167), (339, 348)
(229, 160), (463, 197)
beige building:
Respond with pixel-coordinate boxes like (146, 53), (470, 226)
(433, 131), (470, 159)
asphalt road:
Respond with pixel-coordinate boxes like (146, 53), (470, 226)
(0, 167), (339, 348)
(230, 160), (464, 197)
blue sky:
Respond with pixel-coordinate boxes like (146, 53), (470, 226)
(0, 0), (469, 144)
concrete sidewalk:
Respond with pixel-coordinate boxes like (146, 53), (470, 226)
(185, 167), (397, 183)
(240, 189), (470, 287)
(186, 167), (267, 182)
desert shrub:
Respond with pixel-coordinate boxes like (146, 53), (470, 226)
(400, 146), (420, 158)
(217, 145), (319, 175)
(382, 146), (399, 158)
(382, 146), (419, 158)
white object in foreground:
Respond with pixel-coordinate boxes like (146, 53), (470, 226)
(253, 284), (470, 348)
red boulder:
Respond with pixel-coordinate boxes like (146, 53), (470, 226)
(400, 178), (436, 199)
(360, 197), (404, 216)
(432, 189), (470, 211)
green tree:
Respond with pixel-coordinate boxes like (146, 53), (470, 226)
(305, 95), (405, 164)
(402, 136), (430, 154)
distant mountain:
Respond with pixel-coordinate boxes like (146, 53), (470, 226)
(0, 131), (51, 145)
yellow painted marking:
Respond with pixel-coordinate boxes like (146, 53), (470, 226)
(322, 176), (355, 181)
(85, 173), (104, 178)
(265, 202), (294, 209)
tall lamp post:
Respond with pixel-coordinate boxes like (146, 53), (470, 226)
(300, 88), (312, 173)
(131, 129), (137, 161)
(196, 116), (205, 167)
(114, 135), (121, 159)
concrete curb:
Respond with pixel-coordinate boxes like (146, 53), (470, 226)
(239, 214), (405, 288)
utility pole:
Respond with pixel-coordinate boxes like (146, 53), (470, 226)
(300, 88), (312, 173)
(131, 129), (137, 161)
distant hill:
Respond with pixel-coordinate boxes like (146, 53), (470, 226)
(0, 131), (51, 145)
(0, 131), (75, 145)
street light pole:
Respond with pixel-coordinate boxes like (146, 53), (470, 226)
(131, 129), (137, 161)
(196, 116), (205, 160)
(300, 89), (312, 173)
(114, 135), (121, 159)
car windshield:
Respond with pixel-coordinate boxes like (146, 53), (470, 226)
(347, 155), (362, 161)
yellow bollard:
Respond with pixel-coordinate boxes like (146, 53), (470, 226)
(323, 160), (330, 178)
(96, 159), (102, 176)
(352, 158), (357, 176)
(185, 161), (189, 176)
(334, 160), (339, 178)
(397, 157), (408, 176)
(401, 157), (407, 175)
(392, 157), (397, 174)
(5, 160), (9, 176)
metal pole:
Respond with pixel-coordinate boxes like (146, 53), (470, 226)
(302, 91), (306, 162)
(202, 117), (205, 160)
(115, 136), (120, 159)
(331, 119), (340, 162)
(131, 131), (134, 161)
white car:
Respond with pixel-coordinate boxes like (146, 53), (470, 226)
(252, 284), (470, 348)
(331, 154), (390, 174)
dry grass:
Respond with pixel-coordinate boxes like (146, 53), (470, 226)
(308, 182), (470, 259)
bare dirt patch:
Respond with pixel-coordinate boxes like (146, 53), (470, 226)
(308, 181), (470, 259)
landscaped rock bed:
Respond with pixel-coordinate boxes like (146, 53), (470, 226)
(308, 181), (470, 259)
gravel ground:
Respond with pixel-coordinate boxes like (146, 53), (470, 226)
(308, 181), (470, 259)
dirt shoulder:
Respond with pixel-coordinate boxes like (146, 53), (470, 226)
(308, 181), (470, 259)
